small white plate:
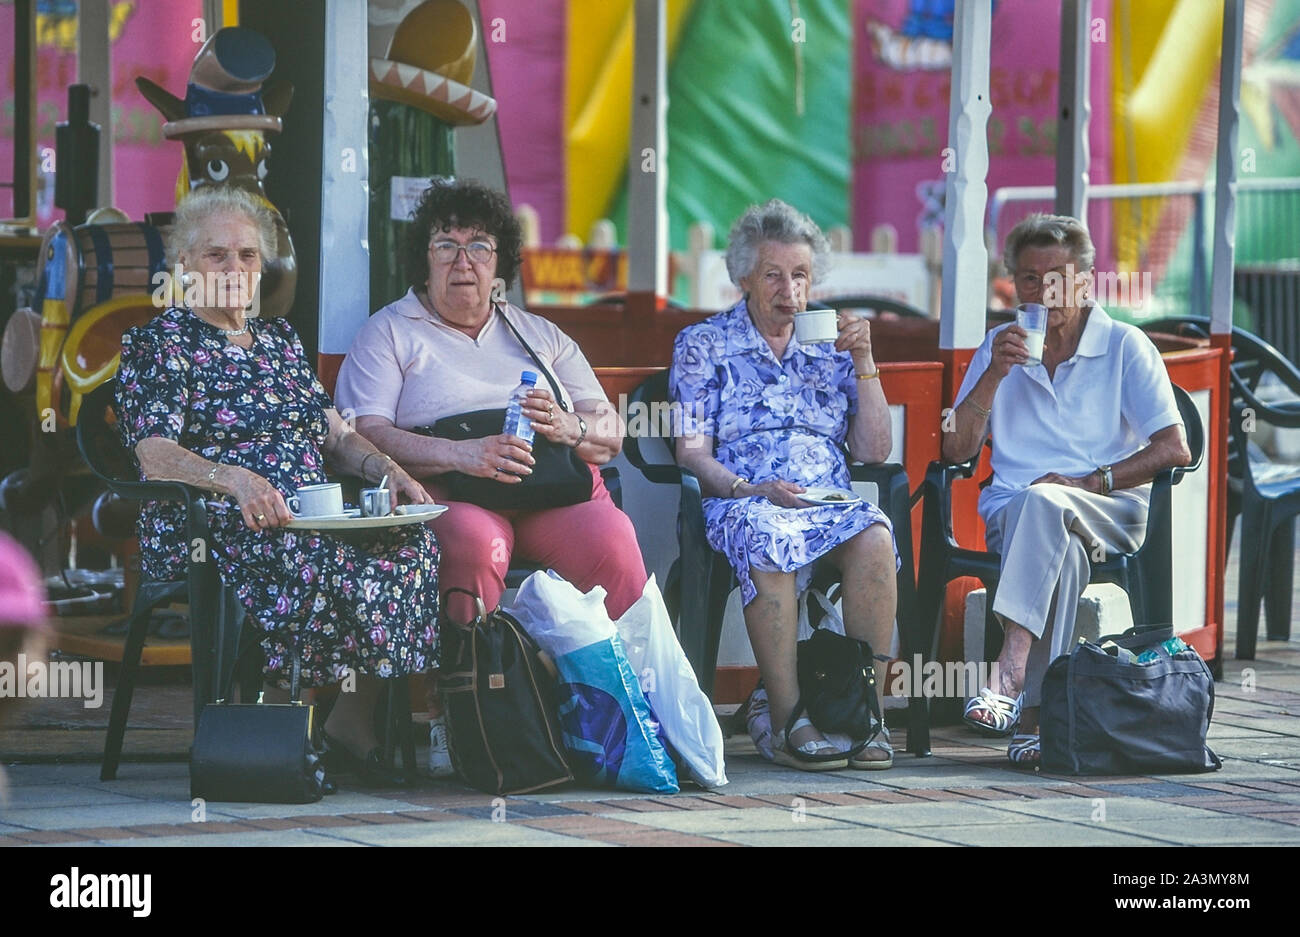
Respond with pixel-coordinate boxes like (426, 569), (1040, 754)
(285, 505), (447, 530)
(798, 487), (861, 506)
(395, 503), (445, 516)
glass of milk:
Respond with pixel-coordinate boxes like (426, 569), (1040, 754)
(1016, 303), (1048, 367)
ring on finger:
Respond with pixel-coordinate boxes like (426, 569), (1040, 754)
(255, 513), (266, 522)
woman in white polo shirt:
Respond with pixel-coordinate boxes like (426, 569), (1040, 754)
(945, 213), (1191, 766)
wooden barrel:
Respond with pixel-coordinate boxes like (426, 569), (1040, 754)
(33, 221), (168, 422)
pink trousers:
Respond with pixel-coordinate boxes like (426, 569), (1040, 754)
(421, 465), (648, 627)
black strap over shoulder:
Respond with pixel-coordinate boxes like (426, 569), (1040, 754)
(495, 305), (572, 413)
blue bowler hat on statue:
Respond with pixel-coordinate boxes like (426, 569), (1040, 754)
(136, 26), (291, 139)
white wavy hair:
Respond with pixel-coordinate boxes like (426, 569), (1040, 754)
(724, 199), (831, 286)
(167, 186), (278, 266)
(1003, 212), (1095, 275)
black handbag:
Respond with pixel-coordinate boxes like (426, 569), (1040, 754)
(1040, 625), (1222, 775)
(416, 308), (592, 510)
(783, 591), (883, 763)
(439, 588), (574, 795)
(190, 656), (328, 804)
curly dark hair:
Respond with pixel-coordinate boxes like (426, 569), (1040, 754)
(403, 178), (524, 293)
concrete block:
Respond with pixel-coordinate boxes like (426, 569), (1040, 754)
(962, 584), (1135, 701)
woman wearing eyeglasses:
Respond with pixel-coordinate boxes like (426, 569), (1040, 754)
(335, 178), (648, 777)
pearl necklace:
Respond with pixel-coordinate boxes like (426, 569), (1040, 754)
(217, 322), (250, 337)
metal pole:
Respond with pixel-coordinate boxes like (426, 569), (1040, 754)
(1210, 0), (1244, 335)
(1054, 0), (1091, 221)
(939, 0), (992, 351)
(78, 0), (113, 209)
(627, 0), (668, 298)
(317, 0), (371, 357)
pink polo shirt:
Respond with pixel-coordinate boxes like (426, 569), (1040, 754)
(334, 290), (608, 429)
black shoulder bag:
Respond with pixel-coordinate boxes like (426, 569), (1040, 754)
(1040, 625), (1222, 775)
(414, 307), (593, 510)
(439, 588), (574, 794)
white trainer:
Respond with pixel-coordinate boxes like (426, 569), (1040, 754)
(427, 716), (455, 778)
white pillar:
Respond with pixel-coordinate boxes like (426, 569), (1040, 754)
(1054, 0), (1091, 220)
(77, 0), (113, 208)
(939, 0), (992, 351)
(1210, 0), (1245, 336)
(316, 0), (371, 356)
(626, 0), (668, 297)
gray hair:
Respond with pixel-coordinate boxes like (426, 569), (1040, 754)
(724, 199), (831, 286)
(1003, 212), (1095, 275)
(167, 186), (278, 266)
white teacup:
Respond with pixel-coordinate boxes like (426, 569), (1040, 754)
(286, 483), (343, 517)
(794, 307), (838, 344)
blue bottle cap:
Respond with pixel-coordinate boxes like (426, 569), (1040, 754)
(521, 371), (538, 385)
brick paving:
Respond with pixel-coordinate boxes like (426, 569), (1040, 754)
(0, 544), (1297, 847)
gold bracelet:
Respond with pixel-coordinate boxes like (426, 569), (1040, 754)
(965, 398), (992, 419)
(730, 476), (749, 497)
(856, 370), (881, 381)
(206, 464), (220, 491)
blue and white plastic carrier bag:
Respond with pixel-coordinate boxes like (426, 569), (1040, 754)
(511, 571), (678, 794)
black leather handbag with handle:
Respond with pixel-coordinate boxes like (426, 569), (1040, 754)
(190, 655), (328, 804)
(783, 592), (883, 763)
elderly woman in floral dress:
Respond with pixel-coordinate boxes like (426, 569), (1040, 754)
(670, 199), (899, 772)
(115, 186), (438, 785)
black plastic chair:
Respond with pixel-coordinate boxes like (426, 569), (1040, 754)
(1141, 317), (1300, 655)
(77, 382), (245, 781)
(623, 369), (933, 756)
(79, 382), (420, 783)
(916, 383), (1206, 696)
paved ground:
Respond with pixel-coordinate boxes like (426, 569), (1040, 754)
(2, 530), (1298, 848)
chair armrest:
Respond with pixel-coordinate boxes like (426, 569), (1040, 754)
(599, 466), (623, 510)
(920, 457), (978, 550)
(1230, 379), (1300, 429)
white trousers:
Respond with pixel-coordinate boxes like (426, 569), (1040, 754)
(984, 484), (1149, 707)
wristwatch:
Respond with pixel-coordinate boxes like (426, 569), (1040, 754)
(573, 415), (588, 447)
(1098, 464), (1114, 494)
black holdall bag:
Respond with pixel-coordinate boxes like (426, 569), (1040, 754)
(783, 590), (883, 763)
(1040, 625), (1222, 775)
(439, 587), (574, 795)
(415, 307), (592, 510)
(190, 655), (328, 804)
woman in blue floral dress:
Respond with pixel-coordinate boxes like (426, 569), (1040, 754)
(113, 187), (438, 776)
(670, 200), (899, 772)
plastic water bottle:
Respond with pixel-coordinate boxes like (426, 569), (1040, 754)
(503, 371), (539, 443)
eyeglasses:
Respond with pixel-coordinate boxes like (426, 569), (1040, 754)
(430, 240), (496, 264)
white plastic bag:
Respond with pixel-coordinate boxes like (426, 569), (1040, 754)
(511, 569), (616, 658)
(615, 576), (728, 788)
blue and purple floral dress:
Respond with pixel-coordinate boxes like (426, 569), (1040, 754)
(114, 307), (438, 687)
(670, 299), (896, 605)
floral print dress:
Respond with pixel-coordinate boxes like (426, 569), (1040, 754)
(114, 307), (438, 687)
(670, 299), (897, 606)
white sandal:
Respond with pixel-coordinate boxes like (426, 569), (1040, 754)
(1007, 733), (1041, 767)
(849, 723), (893, 770)
(963, 686), (1023, 737)
(773, 717), (849, 771)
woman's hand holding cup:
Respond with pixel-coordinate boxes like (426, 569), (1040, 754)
(229, 467), (294, 530)
(835, 312), (875, 371)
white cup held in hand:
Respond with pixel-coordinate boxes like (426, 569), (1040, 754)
(286, 483), (343, 517)
(793, 307), (838, 344)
